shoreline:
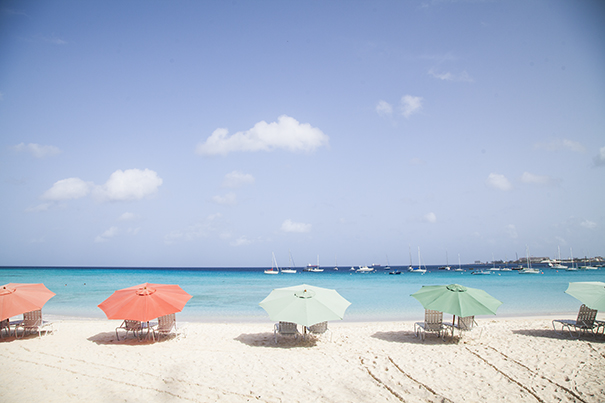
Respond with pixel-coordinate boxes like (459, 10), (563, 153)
(2, 316), (604, 402)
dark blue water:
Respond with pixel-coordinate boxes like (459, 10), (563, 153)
(1, 265), (604, 322)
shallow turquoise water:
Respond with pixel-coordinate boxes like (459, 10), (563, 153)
(1, 265), (604, 322)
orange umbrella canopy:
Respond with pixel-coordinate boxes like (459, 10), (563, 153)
(98, 283), (192, 322)
(0, 283), (56, 321)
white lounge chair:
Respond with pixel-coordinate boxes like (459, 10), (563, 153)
(414, 310), (446, 341)
(305, 321), (332, 341)
(552, 304), (598, 338)
(445, 315), (479, 338)
(14, 310), (54, 338)
(116, 320), (144, 340)
(152, 314), (176, 341)
(274, 321), (300, 343)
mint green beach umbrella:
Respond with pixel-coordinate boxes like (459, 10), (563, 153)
(259, 284), (351, 327)
(565, 282), (605, 311)
(411, 284), (502, 322)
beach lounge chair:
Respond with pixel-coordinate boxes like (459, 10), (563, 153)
(445, 315), (479, 338)
(305, 321), (332, 341)
(14, 310), (54, 338)
(116, 320), (143, 340)
(414, 310), (446, 341)
(274, 321), (300, 343)
(152, 314), (176, 341)
(552, 304), (598, 338)
(0, 319), (10, 338)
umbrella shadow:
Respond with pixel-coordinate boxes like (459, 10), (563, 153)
(234, 332), (318, 348)
(87, 331), (157, 345)
(371, 330), (453, 344)
(512, 328), (605, 343)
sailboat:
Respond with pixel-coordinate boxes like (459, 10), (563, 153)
(549, 246), (567, 269)
(409, 247), (427, 274)
(304, 255), (324, 272)
(454, 254), (464, 272)
(264, 252), (280, 274)
(566, 248), (578, 271)
(281, 250), (297, 274)
(438, 251), (451, 270)
(519, 246), (540, 274)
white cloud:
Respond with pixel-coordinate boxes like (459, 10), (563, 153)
(119, 212), (137, 221)
(593, 146), (605, 167)
(14, 142), (61, 158)
(281, 219), (312, 233)
(400, 95), (423, 118)
(25, 203), (52, 213)
(423, 212), (437, 223)
(231, 236), (253, 246)
(95, 226), (119, 243)
(212, 192), (237, 206)
(486, 173), (513, 191)
(428, 68), (473, 82)
(520, 172), (559, 186)
(93, 169), (162, 202)
(222, 171), (255, 188)
(580, 220), (597, 229)
(376, 100), (393, 117)
(41, 177), (93, 200)
(196, 115), (329, 156)
(534, 139), (585, 153)
(505, 224), (518, 239)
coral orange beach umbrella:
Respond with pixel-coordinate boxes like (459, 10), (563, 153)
(98, 283), (192, 322)
(0, 283), (56, 321)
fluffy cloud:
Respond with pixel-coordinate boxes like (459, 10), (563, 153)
(119, 212), (137, 221)
(520, 172), (559, 186)
(486, 173), (513, 191)
(400, 95), (423, 118)
(41, 178), (93, 200)
(580, 220), (597, 229)
(428, 68), (473, 82)
(196, 115), (329, 156)
(14, 142), (61, 158)
(375, 100), (393, 117)
(212, 193), (237, 206)
(93, 169), (162, 202)
(534, 139), (585, 153)
(94, 226), (119, 243)
(423, 212), (437, 223)
(222, 171), (255, 188)
(281, 219), (312, 233)
(593, 146), (605, 167)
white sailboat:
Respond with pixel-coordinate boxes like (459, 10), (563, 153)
(264, 252), (280, 274)
(409, 247), (427, 274)
(304, 255), (324, 272)
(454, 254), (464, 272)
(566, 248), (578, 271)
(519, 246), (540, 274)
(549, 246), (568, 269)
(438, 251), (451, 270)
(281, 250), (297, 274)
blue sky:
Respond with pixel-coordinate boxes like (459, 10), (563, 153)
(1, 0), (603, 267)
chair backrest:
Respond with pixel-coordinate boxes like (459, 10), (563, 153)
(458, 316), (475, 331)
(278, 321), (298, 334)
(158, 314), (176, 331)
(424, 310), (443, 331)
(308, 321), (328, 334)
(23, 310), (43, 327)
(0, 319), (8, 328)
(577, 304), (597, 328)
(124, 320), (142, 331)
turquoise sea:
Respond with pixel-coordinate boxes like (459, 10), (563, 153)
(1, 265), (604, 322)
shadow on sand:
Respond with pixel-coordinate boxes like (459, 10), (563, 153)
(234, 332), (318, 349)
(512, 328), (605, 343)
(87, 331), (171, 345)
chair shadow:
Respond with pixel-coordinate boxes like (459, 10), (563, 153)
(371, 330), (452, 344)
(234, 332), (318, 349)
(513, 328), (605, 343)
(87, 331), (157, 345)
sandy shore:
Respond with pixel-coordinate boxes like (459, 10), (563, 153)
(1, 316), (604, 402)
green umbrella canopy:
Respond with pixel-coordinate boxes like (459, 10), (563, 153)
(411, 284), (502, 318)
(259, 284), (351, 327)
(565, 282), (605, 311)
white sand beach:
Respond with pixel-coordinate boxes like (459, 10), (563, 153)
(1, 316), (604, 402)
